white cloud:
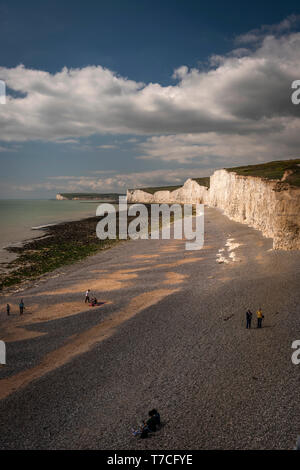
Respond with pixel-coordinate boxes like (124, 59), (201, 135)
(96, 144), (118, 149)
(0, 29), (299, 142)
(1, 18), (300, 175)
(15, 168), (213, 193)
(136, 122), (300, 164)
(235, 14), (300, 45)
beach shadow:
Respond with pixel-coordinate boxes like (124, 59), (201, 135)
(133, 419), (167, 441)
(251, 325), (274, 329)
(223, 314), (234, 321)
(88, 301), (106, 308)
(157, 420), (167, 430)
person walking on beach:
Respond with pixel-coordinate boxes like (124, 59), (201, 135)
(19, 299), (24, 315)
(6, 303), (10, 316)
(256, 307), (263, 328)
(246, 309), (252, 329)
(85, 289), (91, 303)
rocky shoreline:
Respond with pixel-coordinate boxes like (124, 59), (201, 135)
(0, 215), (118, 292)
(0, 205), (160, 292)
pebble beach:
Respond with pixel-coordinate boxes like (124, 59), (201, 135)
(0, 206), (299, 449)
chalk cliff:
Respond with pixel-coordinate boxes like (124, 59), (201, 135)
(127, 170), (300, 250)
(209, 170), (300, 250)
(56, 194), (67, 200)
(127, 178), (209, 205)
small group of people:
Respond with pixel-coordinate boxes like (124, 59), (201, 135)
(5, 299), (25, 316)
(246, 307), (264, 329)
(84, 289), (99, 306)
(132, 409), (161, 439)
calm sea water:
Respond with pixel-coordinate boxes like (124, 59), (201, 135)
(0, 199), (108, 265)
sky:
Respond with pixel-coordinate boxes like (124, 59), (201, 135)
(0, 0), (300, 198)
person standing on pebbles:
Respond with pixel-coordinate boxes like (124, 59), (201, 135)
(6, 304), (10, 316)
(246, 309), (252, 329)
(19, 299), (25, 315)
(85, 289), (91, 303)
(256, 307), (264, 328)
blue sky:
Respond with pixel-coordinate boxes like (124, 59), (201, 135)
(0, 0), (300, 197)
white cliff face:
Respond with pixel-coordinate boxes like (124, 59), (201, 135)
(56, 193), (67, 200)
(126, 170), (300, 250)
(209, 170), (300, 250)
(126, 189), (155, 204)
(169, 179), (209, 204)
(127, 179), (209, 205)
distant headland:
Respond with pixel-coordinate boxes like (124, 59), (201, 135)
(56, 193), (123, 201)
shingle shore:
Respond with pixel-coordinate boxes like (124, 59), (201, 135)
(0, 207), (299, 449)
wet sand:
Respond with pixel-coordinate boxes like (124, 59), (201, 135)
(0, 207), (300, 449)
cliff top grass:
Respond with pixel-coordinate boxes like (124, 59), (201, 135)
(133, 184), (182, 195)
(192, 176), (210, 188)
(226, 159), (300, 187)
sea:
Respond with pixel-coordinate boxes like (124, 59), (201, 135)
(0, 199), (112, 267)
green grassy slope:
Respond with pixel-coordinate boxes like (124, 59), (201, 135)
(227, 159), (300, 187)
(133, 185), (182, 195)
(192, 177), (210, 188)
